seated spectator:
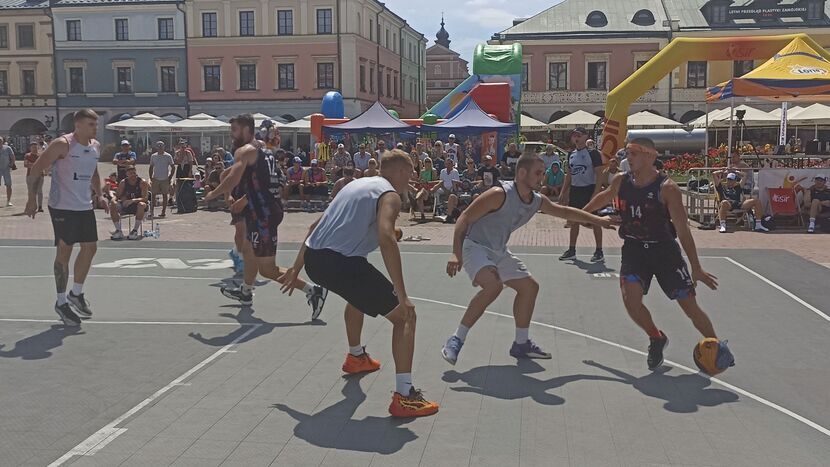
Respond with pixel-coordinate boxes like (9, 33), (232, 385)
(109, 166), (149, 241)
(414, 157), (439, 221)
(217, 146), (233, 167)
(331, 143), (351, 180)
(805, 175), (830, 233)
(104, 172), (119, 198)
(203, 160), (224, 194)
(353, 143), (372, 175)
(540, 144), (562, 170)
(432, 158), (462, 223)
(477, 155), (501, 191)
(601, 156), (620, 189)
(714, 171), (769, 233)
(409, 151), (422, 174)
(432, 141), (446, 172)
(302, 159), (328, 211)
(501, 142), (521, 178)
(331, 166), (356, 199)
(364, 158), (379, 177)
(541, 161), (564, 198)
(458, 158), (482, 203)
(193, 173), (204, 190)
(284, 157), (306, 200)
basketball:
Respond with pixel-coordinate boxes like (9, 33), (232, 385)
(693, 338), (734, 376)
(395, 227), (403, 242)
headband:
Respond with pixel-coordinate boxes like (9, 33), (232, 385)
(626, 143), (658, 157)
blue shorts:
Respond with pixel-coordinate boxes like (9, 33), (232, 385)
(0, 169), (11, 186)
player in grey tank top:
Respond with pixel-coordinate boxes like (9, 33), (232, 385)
(440, 154), (616, 366)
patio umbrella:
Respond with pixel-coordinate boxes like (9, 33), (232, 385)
(549, 110), (603, 129)
(105, 112), (171, 131)
(626, 111), (683, 129)
(171, 113), (230, 131)
(520, 114), (550, 132)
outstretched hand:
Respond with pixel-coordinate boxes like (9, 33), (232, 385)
(278, 267), (300, 295)
(693, 268), (718, 290)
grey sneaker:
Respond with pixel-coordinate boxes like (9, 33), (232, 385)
(221, 286), (253, 306)
(110, 230), (124, 240)
(67, 291), (92, 318)
(509, 339), (551, 359)
(306, 285), (328, 320)
(441, 335), (464, 365)
(54, 302), (81, 327)
(128, 229), (140, 240)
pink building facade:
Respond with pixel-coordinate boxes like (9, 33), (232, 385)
(186, 0), (427, 121)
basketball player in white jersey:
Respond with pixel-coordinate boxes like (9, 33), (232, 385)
(442, 154), (616, 365)
(24, 109), (106, 326)
(280, 150), (439, 418)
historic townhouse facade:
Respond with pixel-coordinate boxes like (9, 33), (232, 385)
(52, 0), (187, 144)
(185, 0), (426, 120)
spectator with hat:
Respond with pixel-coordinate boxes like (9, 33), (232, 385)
(477, 155), (501, 190)
(445, 134), (460, 165)
(113, 139), (136, 182)
(713, 170), (769, 233)
(559, 127), (605, 262)
(284, 156), (306, 201)
(331, 143), (352, 180)
(302, 159), (328, 211)
(805, 174), (830, 233)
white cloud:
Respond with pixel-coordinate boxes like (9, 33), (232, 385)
(459, 8), (516, 29)
(464, 0), (508, 7)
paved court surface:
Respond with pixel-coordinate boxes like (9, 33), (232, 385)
(0, 240), (829, 466)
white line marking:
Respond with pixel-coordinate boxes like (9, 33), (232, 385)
(724, 257), (830, 322)
(0, 318), (254, 326)
(411, 296), (830, 439)
(0, 274), (225, 280)
(47, 323), (262, 466)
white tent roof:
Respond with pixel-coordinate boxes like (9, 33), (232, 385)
(626, 111), (683, 129)
(171, 113), (230, 131)
(251, 112), (283, 128)
(787, 103), (830, 125)
(549, 110), (601, 129)
(768, 106), (805, 119)
(520, 114), (550, 132)
(281, 115), (312, 133)
(105, 113), (171, 131)
(691, 105), (778, 128)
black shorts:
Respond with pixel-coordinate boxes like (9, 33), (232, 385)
(568, 185), (596, 209)
(306, 185), (329, 196)
(245, 209), (283, 257)
(49, 207), (98, 246)
(288, 184), (302, 195)
(118, 202), (138, 215)
(620, 240), (695, 300)
(304, 247), (399, 317)
(230, 209), (247, 225)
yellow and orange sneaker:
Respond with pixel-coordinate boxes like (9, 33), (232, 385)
(388, 388), (439, 418)
(342, 349), (381, 375)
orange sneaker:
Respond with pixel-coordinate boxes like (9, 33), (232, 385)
(388, 388), (439, 418)
(342, 350), (381, 374)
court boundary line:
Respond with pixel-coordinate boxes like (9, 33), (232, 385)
(0, 318), (254, 326)
(412, 296), (830, 439)
(47, 323), (262, 467)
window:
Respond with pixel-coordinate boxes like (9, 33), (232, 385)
(548, 62), (567, 90)
(733, 60), (754, 77)
(632, 9), (655, 26)
(317, 9), (332, 34)
(66, 20), (81, 41)
(115, 19), (128, 41)
(360, 64), (366, 91)
(522, 62), (529, 91)
(385, 29), (389, 48)
(586, 11), (608, 27)
(239, 64), (256, 90)
(278, 63), (294, 90)
(378, 69), (383, 95)
(369, 66), (374, 93)
(239, 11), (255, 36)
(317, 62), (334, 89)
(687, 61), (707, 88)
(277, 10), (293, 35)
(808, 1), (823, 20)
(369, 19), (373, 41)
(22, 69), (35, 95)
(587, 62), (607, 90)
(0, 70), (8, 95)
(712, 5), (728, 24)
(69, 67), (84, 93)
(204, 65), (220, 91)
(0, 26), (7, 49)
(160, 66), (176, 92)
(17, 24), (34, 49)
(393, 75), (398, 98)
(393, 33), (396, 53)
(157, 18), (174, 40)
(202, 12), (217, 37)
(386, 73), (391, 97)
(117, 67), (132, 93)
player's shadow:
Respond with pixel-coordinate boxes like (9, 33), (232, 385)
(442, 359), (621, 405)
(0, 325), (85, 360)
(570, 258), (615, 274)
(272, 376), (417, 454)
(208, 277), (269, 289)
(188, 307), (323, 347)
(583, 360), (739, 413)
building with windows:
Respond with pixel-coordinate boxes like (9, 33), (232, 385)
(491, 0), (830, 125)
(426, 16), (469, 108)
(185, 0), (427, 122)
(0, 1), (56, 145)
(52, 0), (187, 145)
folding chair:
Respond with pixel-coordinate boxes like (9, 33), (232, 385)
(767, 187), (803, 227)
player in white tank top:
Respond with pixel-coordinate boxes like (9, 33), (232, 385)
(24, 109), (107, 327)
(440, 154), (616, 366)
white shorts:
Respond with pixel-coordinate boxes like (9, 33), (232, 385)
(462, 239), (531, 286)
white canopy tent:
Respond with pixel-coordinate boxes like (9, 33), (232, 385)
(787, 103), (830, 139)
(520, 114), (550, 132)
(549, 110), (602, 129)
(251, 113), (284, 128)
(170, 113), (230, 132)
(691, 105), (778, 128)
(105, 113), (171, 131)
(768, 105), (805, 119)
(626, 111), (683, 129)
(280, 115), (312, 133)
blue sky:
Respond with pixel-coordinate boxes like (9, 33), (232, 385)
(385, 0), (565, 62)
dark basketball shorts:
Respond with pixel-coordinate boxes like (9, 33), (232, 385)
(568, 184), (596, 210)
(230, 208), (248, 226)
(304, 247), (399, 317)
(118, 202), (138, 216)
(305, 185), (329, 196)
(620, 240), (695, 300)
(49, 207), (98, 246)
(245, 209), (283, 257)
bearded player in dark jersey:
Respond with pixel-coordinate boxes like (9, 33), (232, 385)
(205, 114), (327, 319)
(583, 138), (734, 371)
